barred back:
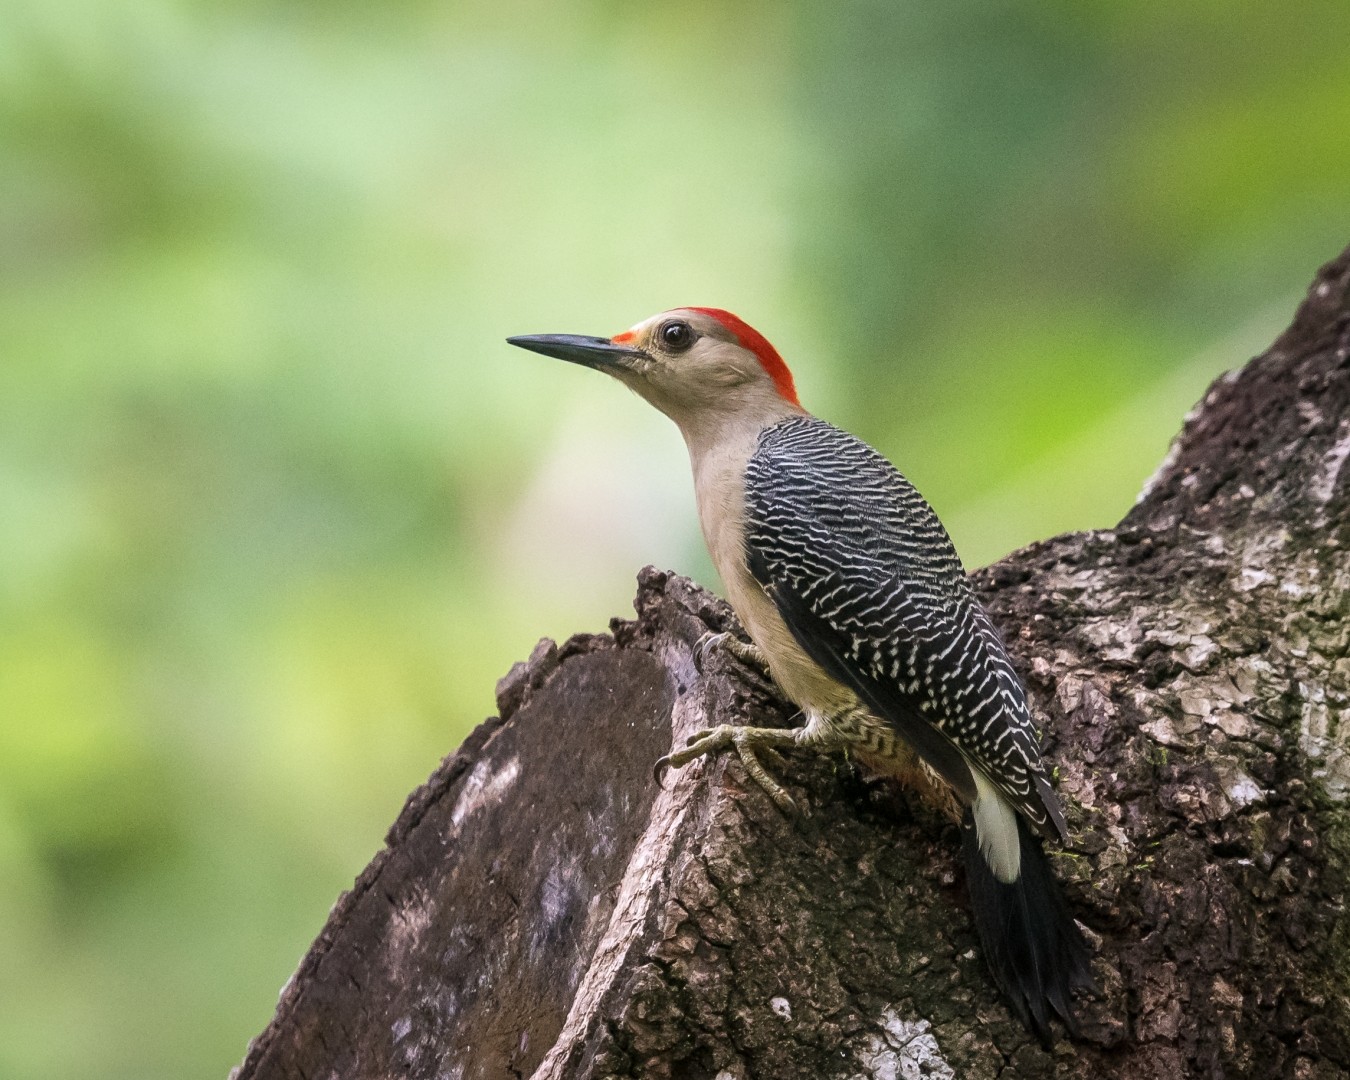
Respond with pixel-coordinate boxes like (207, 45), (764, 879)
(743, 415), (1066, 839)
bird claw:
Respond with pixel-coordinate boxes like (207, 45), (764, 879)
(694, 631), (725, 673)
(764, 783), (800, 816)
(695, 630), (770, 675)
(652, 723), (802, 816)
(758, 744), (789, 772)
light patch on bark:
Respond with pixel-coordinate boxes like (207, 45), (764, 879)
(529, 862), (575, 963)
(1236, 528), (1291, 594)
(1216, 764), (1265, 809)
(1080, 614), (1147, 664)
(450, 755), (521, 831)
(1311, 419), (1350, 513)
(848, 1007), (954, 1080)
(1298, 682), (1350, 800)
(1182, 635), (1219, 671)
(1179, 687), (1215, 717)
(385, 885), (434, 963)
(1238, 567), (1274, 591)
(1142, 712), (1204, 749)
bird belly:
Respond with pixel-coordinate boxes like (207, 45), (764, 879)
(722, 559), (856, 713)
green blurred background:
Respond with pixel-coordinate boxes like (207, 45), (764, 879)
(2, 1), (1347, 1076)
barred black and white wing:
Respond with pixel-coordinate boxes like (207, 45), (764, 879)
(742, 415), (1067, 841)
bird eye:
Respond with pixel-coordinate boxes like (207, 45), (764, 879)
(660, 320), (694, 352)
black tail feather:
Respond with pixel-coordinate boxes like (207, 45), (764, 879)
(961, 811), (1093, 1046)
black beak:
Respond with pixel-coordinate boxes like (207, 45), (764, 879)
(506, 333), (643, 370)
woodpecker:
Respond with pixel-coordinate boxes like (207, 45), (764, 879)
(508, 308), (1092, 1043)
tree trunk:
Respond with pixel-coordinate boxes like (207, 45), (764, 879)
(233, 247), (1350, 1080)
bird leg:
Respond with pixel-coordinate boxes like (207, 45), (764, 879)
(654, 722), (811, 814)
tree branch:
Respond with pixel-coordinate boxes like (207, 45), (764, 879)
(235, 245), (1350, 1080)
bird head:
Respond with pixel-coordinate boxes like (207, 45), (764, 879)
(508, 308), (801, 432)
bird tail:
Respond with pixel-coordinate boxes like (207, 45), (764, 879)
(961, 809), (1093, 1046)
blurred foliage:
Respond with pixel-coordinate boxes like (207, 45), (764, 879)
(1, 0), (1347, 1076)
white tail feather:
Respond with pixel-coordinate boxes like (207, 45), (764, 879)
(971, 772), (1021, 883)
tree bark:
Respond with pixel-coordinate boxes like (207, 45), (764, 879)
(233, 246), (1350, 1080)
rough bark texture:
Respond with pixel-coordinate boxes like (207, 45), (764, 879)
(234, 248), (1350, 1080)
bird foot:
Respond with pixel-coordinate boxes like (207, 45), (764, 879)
(696, 631), (770, 675)
(654, 723), (803, 815)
